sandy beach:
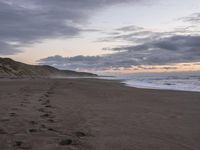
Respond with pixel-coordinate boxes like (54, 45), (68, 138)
(0, 78), (200, 150)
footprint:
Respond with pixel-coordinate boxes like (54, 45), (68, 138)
(29, 121), (38, 125)
(14, 141), (31, 149)
(0, 118), (10, 122)
(20, 104), (25, 107)
(25, 94), (29, 96)
(15, 141), (23, 147)
(41, 113), (50, 117)
(9, 112), (16, 117)
(44, 94), (49, 98)
(38, 108), (45, 113)
(42, 110), (52, 113)
(47, 128), (57, 132)
(74, 131), (86, 138)
(40, 124), (46, 129)
(47, 119), (55, 123)
(0, 128), (7, 134)
(42, 100), (50, 105)
(28, 129), (38, 133)
(59, 139), (73, 146)
(40, 113), (53, 118)
(23, 98), (28, 101)
(45, 105), (53, 108)
(47, 91), (54, 95)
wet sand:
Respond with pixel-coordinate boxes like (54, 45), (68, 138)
(0, 78), (200, 150)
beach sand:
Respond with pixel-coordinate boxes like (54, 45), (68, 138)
(0, 78), (200, 150)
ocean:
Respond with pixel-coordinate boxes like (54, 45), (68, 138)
(101, 71), (200, 92)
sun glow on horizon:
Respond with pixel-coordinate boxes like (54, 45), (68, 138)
(98, 62), (200, 75)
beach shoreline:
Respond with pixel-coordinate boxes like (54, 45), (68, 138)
(0, 78), (200, 150)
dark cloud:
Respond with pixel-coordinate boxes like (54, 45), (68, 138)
(98, 25), (155, 43)
(181, 13), (200, 24)
(98, 13), (200, 44)
(39, 35), (200, 70)
(111, 35), (200, 65)
(116, 25), (144, 32)
(38, 52), (140, 70)
(3, 1), (200, 71)
(39, 11), (200, 71)
(0, 0), (136, 55)
(0, 41), (21, 55)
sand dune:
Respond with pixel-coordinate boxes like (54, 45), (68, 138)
(0, 57), (97, 78)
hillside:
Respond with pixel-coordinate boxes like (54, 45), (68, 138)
(0, 58), (97, 78)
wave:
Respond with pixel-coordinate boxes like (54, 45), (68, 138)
(121, 73), (200, 92)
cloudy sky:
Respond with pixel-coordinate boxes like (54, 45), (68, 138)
(0, 0), (200, 74)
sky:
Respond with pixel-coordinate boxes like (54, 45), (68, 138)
(0, 0), (200, 74)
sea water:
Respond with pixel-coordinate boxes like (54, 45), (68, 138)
(101, 71), (200, 92)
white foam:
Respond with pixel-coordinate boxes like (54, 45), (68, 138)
(122, 75), (200, 92)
